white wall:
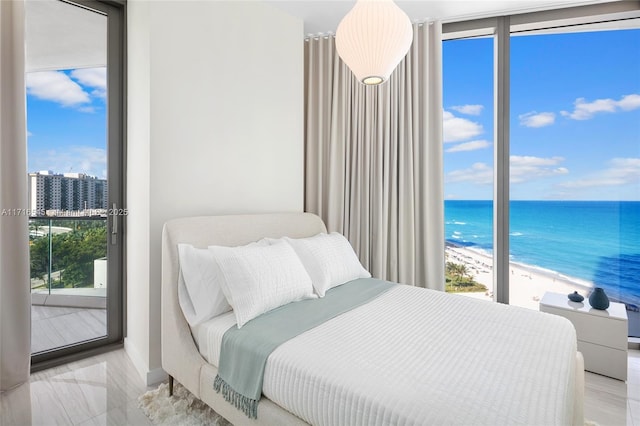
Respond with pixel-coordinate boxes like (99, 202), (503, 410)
(126, 0), (303, 384)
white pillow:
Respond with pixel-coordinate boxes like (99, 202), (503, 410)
(284, 232), (371, 297)
(209, 238), (270, 250)
(177, 244), (232, 326)
(209, 240), (315, 328)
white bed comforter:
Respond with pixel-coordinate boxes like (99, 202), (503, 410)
(195, 285), (577, 426)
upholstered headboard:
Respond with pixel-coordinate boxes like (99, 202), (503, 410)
(161, 213), (327, 396)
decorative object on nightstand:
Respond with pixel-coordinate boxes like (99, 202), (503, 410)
(588, 287), (610, 310)
(568, 291), (584, 303)
(540, 292), (627, 381)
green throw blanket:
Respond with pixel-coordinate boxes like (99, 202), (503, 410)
(213, 278), (395, 419)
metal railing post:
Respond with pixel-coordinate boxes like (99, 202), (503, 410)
(48, 218), (52, 294)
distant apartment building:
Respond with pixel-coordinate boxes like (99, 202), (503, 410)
(28, 171), (108, 214)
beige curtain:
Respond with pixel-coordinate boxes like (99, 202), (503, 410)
(0, 0), (31, 391)
(305, 22), (444, 290)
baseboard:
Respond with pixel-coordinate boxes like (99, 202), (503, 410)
(147, 366), (168, 386)
(124, 337), (147, 383)
(124, 337), (167, 386)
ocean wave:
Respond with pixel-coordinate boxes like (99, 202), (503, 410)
(466, 246), (493, 257)
(445, 200), (640, 307)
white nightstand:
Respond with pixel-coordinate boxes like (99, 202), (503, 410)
(540, 292), (628, 381)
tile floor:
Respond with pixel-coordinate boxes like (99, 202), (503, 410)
(586, 348), (640, 426)
(1, 349), (150, 426)
(31, 306), (107, 354)
(1, 347), (638, 425)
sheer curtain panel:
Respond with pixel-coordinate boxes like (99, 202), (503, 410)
(304, 23), (444, 290)
(0, 0), (31, 391)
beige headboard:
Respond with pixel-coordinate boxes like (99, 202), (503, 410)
(161, 212), (327, 396)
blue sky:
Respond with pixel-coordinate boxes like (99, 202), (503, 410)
(26, 67), (107, 179)
(444, 28), (640, 201)
(26, 29), (640, 200)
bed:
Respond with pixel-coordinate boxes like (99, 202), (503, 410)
(161, 212), (585, 426)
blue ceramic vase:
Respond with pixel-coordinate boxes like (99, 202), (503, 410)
(589, 287), (610, 310)
(568, 291), (584, 303)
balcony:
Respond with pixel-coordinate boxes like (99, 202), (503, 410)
(30, 217), (107, 354)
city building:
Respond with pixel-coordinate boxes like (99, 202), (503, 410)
(28, 170), (108, 215)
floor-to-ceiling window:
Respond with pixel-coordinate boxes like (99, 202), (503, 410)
(26, 0), (125, 368)
(509, 28), (640, 335)
(443, 36), (495, 300)
(443, 5), (640, 338)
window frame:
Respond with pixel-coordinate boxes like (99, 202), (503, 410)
(442, 2), (640, 305)
(30, 0), (126, 372)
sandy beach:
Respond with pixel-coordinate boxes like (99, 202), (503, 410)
(446, 244), (595, 310)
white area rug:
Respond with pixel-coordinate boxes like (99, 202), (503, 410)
(138, 382), (231, 426)
(139, 381), (598, 426)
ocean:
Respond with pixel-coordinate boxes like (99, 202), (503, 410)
(445, 200), (640, 307)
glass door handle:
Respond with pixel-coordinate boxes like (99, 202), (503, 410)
(111, 203), (118, 245)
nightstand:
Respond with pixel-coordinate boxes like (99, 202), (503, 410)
(540, 292), (628, 381)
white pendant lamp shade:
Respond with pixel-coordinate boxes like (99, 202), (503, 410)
(335, 0), (413, 85)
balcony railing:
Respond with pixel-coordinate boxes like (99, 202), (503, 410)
(29, 216), (107, 309)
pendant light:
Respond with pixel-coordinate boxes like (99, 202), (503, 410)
(335, 0), (413, 85)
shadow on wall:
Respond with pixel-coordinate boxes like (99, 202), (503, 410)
(592, 253), (640, 337)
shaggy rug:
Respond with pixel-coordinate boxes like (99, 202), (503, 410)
(138, 382), (231, 426)
(139, 382), (599, 426)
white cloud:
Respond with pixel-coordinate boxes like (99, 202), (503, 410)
(443, 110), (483, 143)
(519, 111), (555, 128)
(560, 158), (640, 189)
(71, 68), (107, 99)
(28, 146), (107, 179)
(447, 156), (569, 186)
(510, 155), (568, 183)
(617, 94), (640, 111)
(560, 93), (640, 120)
(450, 104), (483, 116)
(446, 140), (491, 153)
(26, 71), (90, 107)
(446, 162), (493, 185)
(510, 156), (564, 167)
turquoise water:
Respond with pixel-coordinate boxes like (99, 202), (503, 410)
(445, 200), (640, 307)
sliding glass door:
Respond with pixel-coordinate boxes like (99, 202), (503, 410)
(26, 0), (124, 367)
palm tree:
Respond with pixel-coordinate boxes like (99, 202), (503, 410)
(446, 262), (468, 280)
